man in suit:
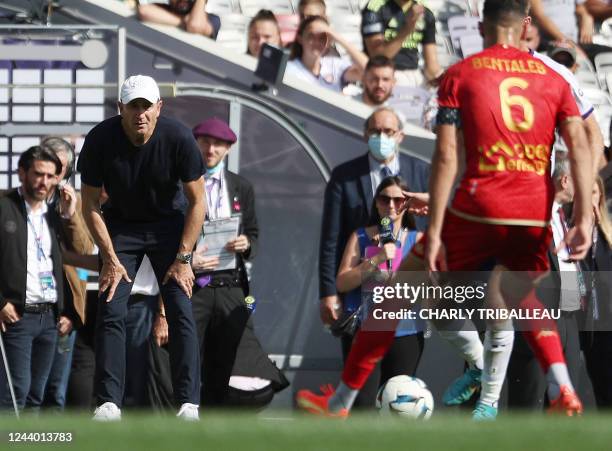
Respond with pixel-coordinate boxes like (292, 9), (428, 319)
(318, 107), (429, 407)
(319, 106), (429, 327)
(507, 154), (583, 410)
(0, 146), (79, 410)
(191, 118), (287, 407)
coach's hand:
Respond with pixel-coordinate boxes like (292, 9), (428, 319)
(163, 260), (195, 298)
(0, 302), (21, 332)
(99, 258), (132, 303)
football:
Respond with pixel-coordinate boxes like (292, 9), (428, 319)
(376, 375), (434, 419)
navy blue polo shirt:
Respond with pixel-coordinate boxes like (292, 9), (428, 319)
(77, 115), (204, 224)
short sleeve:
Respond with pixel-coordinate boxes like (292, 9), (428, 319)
(361, 3), (384, 37)
(437, 63), (462, 109)
(422, 9), (436, 45)
(77, 132), (104, 187)
(177, 132), (205, 183)
(207, 13), (221, 40)
(556, 80), (581, 126)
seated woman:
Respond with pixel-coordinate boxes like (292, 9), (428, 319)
(335, 175), (425, 408)
(247, 9), (282, 57)
(285, 15), (367, 93)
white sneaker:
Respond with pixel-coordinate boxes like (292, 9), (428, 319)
(92, 402), (122, 421)
(176, 403), (199, 421)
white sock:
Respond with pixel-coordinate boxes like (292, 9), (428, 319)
(480, 327), (514, 407)
(435, 319), (484, 370)
(546, 363), (575, 400)
(329, 382), (359, 413)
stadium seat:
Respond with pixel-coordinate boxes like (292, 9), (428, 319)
(239, 0), (293, 17)
(387, 86), (431, 123)
(216, 29), (247, 52)
(206, 0), (237, 15)
(459, 33), (482, 58)
(594, 52), (612, 91)
(447, 15), (479, 54)
(220, 13), (250, 34)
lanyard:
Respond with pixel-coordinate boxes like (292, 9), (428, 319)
(27, 213), (46, 262)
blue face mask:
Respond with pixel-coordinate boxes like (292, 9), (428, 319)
(368, 134), (397, 161)
(206, 160), (225, 177)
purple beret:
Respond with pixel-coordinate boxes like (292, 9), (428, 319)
(192, 117), (237, 144)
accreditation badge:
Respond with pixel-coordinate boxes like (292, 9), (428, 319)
(39, 271), (57, 302)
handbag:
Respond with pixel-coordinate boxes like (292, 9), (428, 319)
(329, 305), (363, 337)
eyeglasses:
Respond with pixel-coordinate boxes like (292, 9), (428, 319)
(377, 194), (405, 205)
(367, 128), (399, 137)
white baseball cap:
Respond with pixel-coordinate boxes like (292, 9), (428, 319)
(119, 75), (160, 104)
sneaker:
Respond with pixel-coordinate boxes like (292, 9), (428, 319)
(177, 403), (199, 421)
(548, 385), (583, 416)
(296, 384), (349, 418)
(92, 402), (121, 421)
(442, 368), (482, 406)
(472, 400), (498, 421)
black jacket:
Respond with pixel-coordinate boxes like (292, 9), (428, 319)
(0, 189), (74, 320)
(318, 152), (429, 298)
(205, 170), (258, 295)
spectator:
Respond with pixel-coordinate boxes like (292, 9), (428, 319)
(530, 0), (594, 45)
(191, 118), (288, 407)
(41, 137), (94, 411)
(335, 175), (425, 408)
(137, 0), (221, 40)
(78, 75), (205, 421)
(286, 16), (368, 93)
(585, 0), (612, 21)
(580, 176), (612, 408)
(549, 42), (579, 73)
(298, 0), (327, 21)
(530, 0), (612, 63)
(361, 0), (441, 88)
(524, 20), (542, 51)
(0, 146), (78, 411)
(247, 9), (282, 57)
(318, 106), (429, 347)
(355, 55), (396, 107)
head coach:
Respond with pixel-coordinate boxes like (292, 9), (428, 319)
(77, 75), (205, 421)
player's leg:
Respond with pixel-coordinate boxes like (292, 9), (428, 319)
(473, 266), (514, 419)
(502, 226), (582, 416)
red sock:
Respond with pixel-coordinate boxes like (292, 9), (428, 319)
(518, 288), (566, 372)
(341, 329), (395, 390)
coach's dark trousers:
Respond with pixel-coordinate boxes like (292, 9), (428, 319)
(94, 217), (200, 407)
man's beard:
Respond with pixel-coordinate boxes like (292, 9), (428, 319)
(24, 182), (47, 201)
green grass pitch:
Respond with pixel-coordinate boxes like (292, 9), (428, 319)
(1, 411), (611, 451)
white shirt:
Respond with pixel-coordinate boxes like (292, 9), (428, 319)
(368, 152), (401, 195)
(550, 201), (581, 311)
(205, 171), (231, 220)
(131, 255), (160, 296)
(23, 194), (57, 304)
(285, 57), (352, 93)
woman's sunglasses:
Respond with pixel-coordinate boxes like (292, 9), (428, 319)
(377, 195), (405, 205)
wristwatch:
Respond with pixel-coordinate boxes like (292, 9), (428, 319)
(175, 252), (193, 264)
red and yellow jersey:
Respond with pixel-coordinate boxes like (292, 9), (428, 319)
(437, 44), (580, 226)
